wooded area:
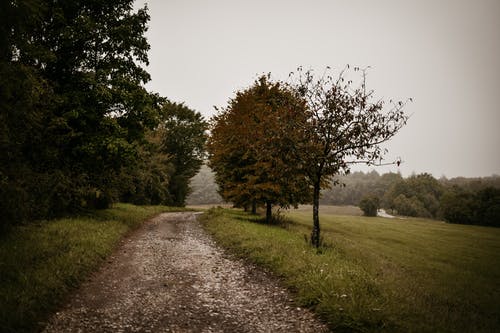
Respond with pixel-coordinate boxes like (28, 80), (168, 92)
(0, 0), (206, 231)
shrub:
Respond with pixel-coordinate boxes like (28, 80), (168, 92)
(393, 194), (431, 218)
(383, 173), (442, 218)
(359, 195), (380, 217)
(439, 190), (476, 225)
(475, 187), (500, 227)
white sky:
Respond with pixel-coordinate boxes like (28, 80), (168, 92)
(137, 0), (500, 178)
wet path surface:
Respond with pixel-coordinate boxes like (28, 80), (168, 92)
(44, 212), (329, 332)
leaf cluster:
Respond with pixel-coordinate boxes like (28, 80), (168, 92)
(287, 66), (409, 186)
(208, 75), (311, 210)
(383, 173), (443, 218)
(157, 101), (208, 206)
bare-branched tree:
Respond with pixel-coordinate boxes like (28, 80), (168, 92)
(286, 66), (410, 247)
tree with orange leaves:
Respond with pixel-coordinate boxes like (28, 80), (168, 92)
(207, 75), (310, 223)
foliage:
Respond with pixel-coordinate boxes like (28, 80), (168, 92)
(208, 75), (311, 222)
(0, 0), (161, 229)
(439, 188), (476, 225)
(114, 100), (207, 207)
(440, 174), (500, 192)
(158, 101), (207, 206)
(359, 195), (379, 217)
(187, 166), (500, 228)
(1, 0), (207, 229)
(440, 186), (500, 227)
(475, 187), (500, 226)
(321, 170), (403, 206)
(117, 130), (173, 206)
(209, 67), (409, 231)
(186, 167), (403, 208)
(202, 207), (500, 332)
(383, 173), (443, 218)
(286, 66), (409, 247)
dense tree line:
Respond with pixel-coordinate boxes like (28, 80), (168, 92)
(1, 1), (206, 231)
(320, 171), (403, 206)
(187, 165), (500, 227)
(440, 186), (500, 227)
(322, 171), (500, 226)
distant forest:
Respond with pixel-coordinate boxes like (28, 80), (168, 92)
(188, 166), (500, 227)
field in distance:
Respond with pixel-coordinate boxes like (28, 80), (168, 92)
(288, 204), (363, 216)
(189, 204), (364, 216)
(202, 206), (500, 332)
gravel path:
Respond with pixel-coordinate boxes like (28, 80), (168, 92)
(43, 212), (329, 332)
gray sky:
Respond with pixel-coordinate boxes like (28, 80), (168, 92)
(138, 0), (500, 178)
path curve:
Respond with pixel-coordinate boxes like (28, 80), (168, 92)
(44, 212), (329, 332)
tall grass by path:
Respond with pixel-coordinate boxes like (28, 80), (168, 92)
(0, 203), (188, 333)
(201, 207), (500, 332)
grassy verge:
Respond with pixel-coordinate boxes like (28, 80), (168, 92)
(0, 203), (187, 333)
(201, 207), (500, 332)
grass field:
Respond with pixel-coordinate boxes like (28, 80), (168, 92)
(0, 203), (186, 333)
(201, 206), (500, 332)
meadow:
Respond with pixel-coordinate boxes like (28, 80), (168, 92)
(201, 206), (500, 332)
(0, 204), (187, 333)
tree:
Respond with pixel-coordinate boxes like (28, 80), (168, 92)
(359, 195), (380, 217)
(383, 173), (443, 218)
(0, 0), (159, 228)
(392, 194), (430, 217)
(117, 128), (172, 206)
(286, 66), (409, 247)
(38, 0), (157, 207)
(0, 0), (57, 227)
(319, 170), (402, 206)
(475, 187), (500, 227)
(440, 186), (500, 227)
(208, 75), (310, 222)
(159, 101), (207, 206)
(439, 188), (477, 225)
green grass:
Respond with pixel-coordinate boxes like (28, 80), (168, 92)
(0, 203), (186, 333)
(201, 207), (500, 332)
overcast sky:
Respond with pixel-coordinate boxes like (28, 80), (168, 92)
(137, 0), (500, 178)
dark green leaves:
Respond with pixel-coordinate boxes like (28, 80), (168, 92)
(159, 102), (208, 207)
(0, 0), (161, 227)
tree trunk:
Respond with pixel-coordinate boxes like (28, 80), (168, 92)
(311, 182), (321, 247)
(251, 200), (257, 214)
(266, 201), (272, 223)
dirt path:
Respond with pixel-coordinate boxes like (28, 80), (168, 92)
(43, 212), (329, 332)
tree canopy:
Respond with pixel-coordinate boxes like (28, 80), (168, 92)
(208, 75), (311, 222)
(159, 101), (207, 206)
(359, 195), (380, 217)
(0, 0), (206, 230)
(383, 173), (443, 218)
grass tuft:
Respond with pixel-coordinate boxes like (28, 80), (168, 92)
(0, 203), (184, 333)
(201, 207), (500, 332)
